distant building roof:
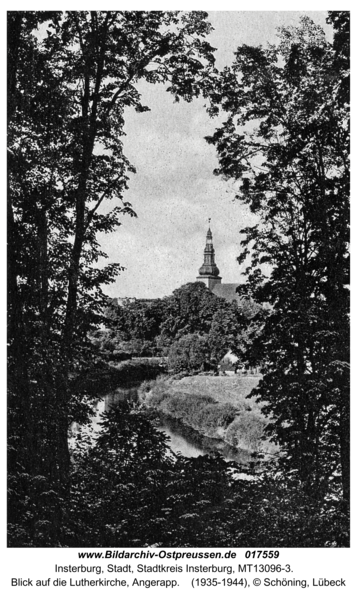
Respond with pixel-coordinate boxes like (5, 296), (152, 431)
(114, 297), (156, 306)
(220, 350), (239, 364)
(212, 283), (239, 303)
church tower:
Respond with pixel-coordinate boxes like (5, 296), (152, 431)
(196, 224), (222, 291)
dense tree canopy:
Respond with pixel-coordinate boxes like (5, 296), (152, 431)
(7, 10), (217, 546)
(103, 282), (251, 366)
(206, 14), (349, 504)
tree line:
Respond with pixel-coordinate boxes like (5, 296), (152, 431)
(96, 281), (259, 372)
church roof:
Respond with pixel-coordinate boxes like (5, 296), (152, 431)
(212, 283), (239, 303)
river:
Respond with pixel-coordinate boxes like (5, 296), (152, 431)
(94, 383), (253, 467)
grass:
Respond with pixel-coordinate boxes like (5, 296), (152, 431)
(170, 374), (260, 407)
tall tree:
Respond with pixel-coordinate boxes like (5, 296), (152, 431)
(8, 10), (216, 545)
(160, 282), (227, 340)
(206, 15), (349, 504)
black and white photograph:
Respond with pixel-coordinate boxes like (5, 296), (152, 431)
(7, 6), (350, 555)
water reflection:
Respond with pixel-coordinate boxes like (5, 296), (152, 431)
(156, 420), (205, 458)
(99, 384), (253, 467)
(104, 384), (139, 411)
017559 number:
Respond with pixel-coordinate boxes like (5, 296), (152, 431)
(245, 550), (280, 559)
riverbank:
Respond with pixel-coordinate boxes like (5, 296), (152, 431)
(156, 413), (254, 466)
(78, 360), (279, 464)
(139, 374), (279, 460)
(79, 357), (166, 396)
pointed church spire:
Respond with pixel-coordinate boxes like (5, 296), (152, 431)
(196, 222), (222, 291)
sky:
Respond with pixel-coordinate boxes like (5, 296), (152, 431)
(96, 11), (333, 299)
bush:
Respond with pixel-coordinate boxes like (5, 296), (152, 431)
(141, 380), (237, 437)
(225, 412), (266, 452)
(168, 334), (211, 374)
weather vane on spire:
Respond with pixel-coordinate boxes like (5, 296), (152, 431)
(208, 217), (211, 225)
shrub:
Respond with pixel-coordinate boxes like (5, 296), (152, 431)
(225, 412), (266, 453)
(168, 334), (211, 374)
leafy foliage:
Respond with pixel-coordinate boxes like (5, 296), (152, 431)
(67, 404), (348, 548)
(167, 333), (211, 373)
(206, 14), (349, 505)
(105, 282), (251, 365)
(7, 10), (217, 546)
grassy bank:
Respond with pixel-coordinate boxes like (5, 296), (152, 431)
(171, 374), (260, 404)
(139, 375), (279, 458)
